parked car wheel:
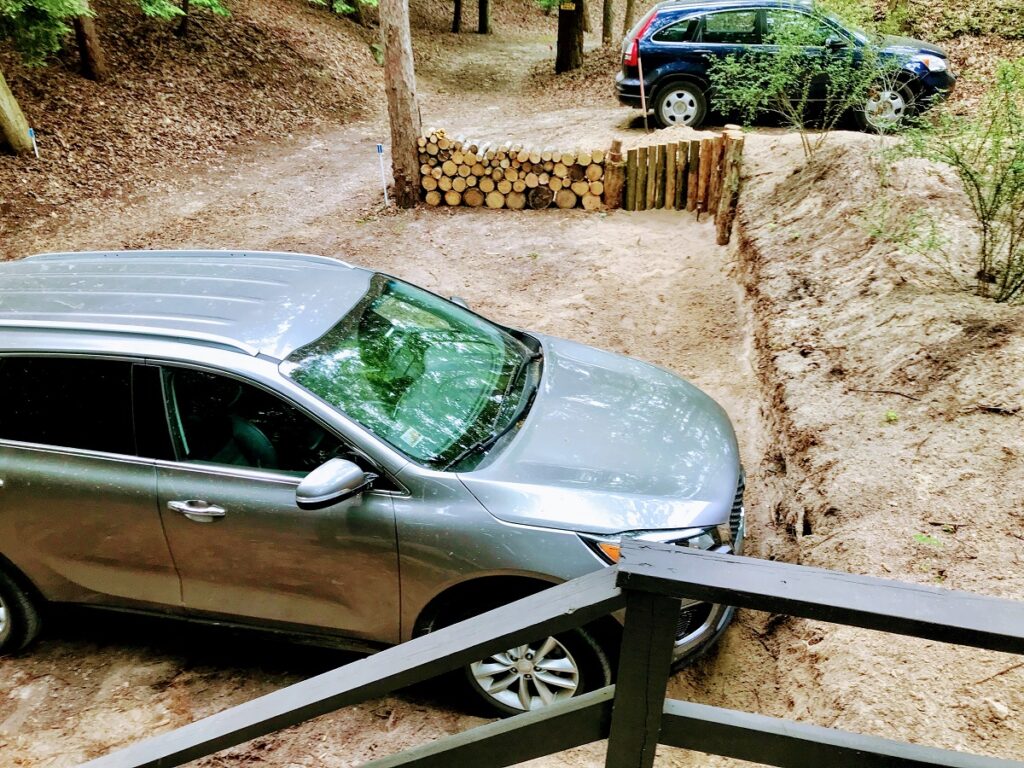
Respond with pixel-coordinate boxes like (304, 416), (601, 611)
(465, 626), (613, 716)
(856, 82), (915, 132)
(0, 569), (41, 655)
(653, 80), (708, 128)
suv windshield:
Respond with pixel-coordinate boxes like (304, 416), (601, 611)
(282, 275), (537, 469)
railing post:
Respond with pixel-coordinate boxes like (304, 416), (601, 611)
(604, 588), (680, 768)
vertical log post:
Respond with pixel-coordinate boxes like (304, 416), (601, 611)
(696, 137), (714, 214)
(665, 143), (676, 210)
(604, 138), (626, 209)
(74, 0), (108, 81)
(707, 134), (725, 216)
(675, 141), (687, 209)
(635, 145), (648, 211)
(716, 130), (745, 245)
(624, 147), (638, 211)
(654, 143), (666, 209)
(0, 68), (32, 155)
(644, 144), (657, 210)
(477, 0), (490, 33)
(380, 0), (423, 207)
(604, 589), (681, 768)
(685, 139), (700, 211)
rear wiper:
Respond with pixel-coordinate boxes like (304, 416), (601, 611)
(445, 353), (541, 469)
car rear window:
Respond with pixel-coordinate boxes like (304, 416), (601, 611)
(0, 357), (134, 455)
(651, 16), (699, 43)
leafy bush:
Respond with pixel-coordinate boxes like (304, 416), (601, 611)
(0, 0), (87, 63)
(707, 0), (901, 156)
(902, 59), (1024, 303)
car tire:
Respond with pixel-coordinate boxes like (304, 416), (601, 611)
(855, 82), (915, 133)
(652, 80), (708, 129)
(0, 568), (42, 655)
(464, 625), (613, 716)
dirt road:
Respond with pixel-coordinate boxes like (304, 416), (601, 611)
(0, 32), (776, 768)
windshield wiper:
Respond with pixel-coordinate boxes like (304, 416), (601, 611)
(445, 352), (541, 470)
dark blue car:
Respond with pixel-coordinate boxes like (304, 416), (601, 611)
(615, 0), (956, 129)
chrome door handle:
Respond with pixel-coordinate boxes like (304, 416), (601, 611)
(168, 499), (226, 523)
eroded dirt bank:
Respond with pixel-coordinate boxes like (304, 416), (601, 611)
(732, 132), (1024, 759)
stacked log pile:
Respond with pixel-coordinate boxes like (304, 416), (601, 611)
(418, 130), (608, 210)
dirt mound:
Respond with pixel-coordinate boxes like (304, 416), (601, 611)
(736, 131), (1024, 758)
(0, 0), (380, 255)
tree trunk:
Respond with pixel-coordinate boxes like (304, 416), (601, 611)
(73, 0), (108, 82)
(0, 68), (33, 155)
(601, 0), (613, 46)
(477, 0), (490, 34)
(380, 0), (423, 208)
(176, 0), (190, 37)
(556, 0), (584, 73)
(451, 0), (462, 32)
(580, 0), (592, 34)
(622, 0), (635, 35)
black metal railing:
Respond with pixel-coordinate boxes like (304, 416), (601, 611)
(78, 540), (1024, 768)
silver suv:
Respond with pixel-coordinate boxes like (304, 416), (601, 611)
(0, 250), (745, 714)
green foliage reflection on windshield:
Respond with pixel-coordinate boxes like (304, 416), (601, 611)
(282, 275), (532, 468)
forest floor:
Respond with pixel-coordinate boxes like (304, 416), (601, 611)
(1, 0), (1023, 766)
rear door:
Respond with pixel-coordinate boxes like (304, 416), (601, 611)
(144, 364), (401, 645)
(0, 356), (179, 606)
(697, 8), (763, 64)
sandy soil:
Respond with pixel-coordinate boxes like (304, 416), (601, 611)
(3, 5), (1022, 768)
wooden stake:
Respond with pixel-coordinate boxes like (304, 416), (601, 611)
(707, 134), (725, 216)
(636, 146), (648, 211)
(604, 139), (626, 210)
(665, 144), (676, 210)
(686, 139), (700, 212)
(654, 144), (666, 209)
(675, 141), (688, 209)
(624, 147), (638, 211)
(716, 131), (745, 245)
(645, 144), (657, 211)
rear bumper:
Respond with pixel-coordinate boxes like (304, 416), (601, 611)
(615, 69), (645, 108)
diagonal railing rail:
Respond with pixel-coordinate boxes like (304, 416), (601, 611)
(78, 540), (1024, 768)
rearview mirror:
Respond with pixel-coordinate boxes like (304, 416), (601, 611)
(296, 458), (377, 510)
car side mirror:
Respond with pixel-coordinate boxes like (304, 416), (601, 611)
(450, 296), (470, 309)
(825, 36), (847, 51)
(296, 458), (377, 510)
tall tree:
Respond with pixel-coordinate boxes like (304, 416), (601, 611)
(477, 0), (489, 33)
(451, 0), (461, 32)
(0, 66), (33, 154)
(379, 0), (422, 207)
(73, 0), (108, 80)
(555, 0), (583, 72)
(621, 0), (634, 35)
(601, 0), (613, 45)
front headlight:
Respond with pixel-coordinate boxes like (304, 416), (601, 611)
(910, 54), (947, 72)
(580, 524), (732, 564)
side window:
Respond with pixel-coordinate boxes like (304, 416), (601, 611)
(651, 17), (699, 43)
(0, 357), (134, 455)
(763, 9), (835, 46)
(162, 367), (345, 474)
(701, 10), (760, 44)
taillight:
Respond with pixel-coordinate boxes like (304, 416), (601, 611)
(623, 10), (657, 67)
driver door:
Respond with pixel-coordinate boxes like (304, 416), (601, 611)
(143, 363), (400, 644)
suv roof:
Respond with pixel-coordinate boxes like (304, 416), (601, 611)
(0, 250), (371, 360)
(653, 0), (813, 11)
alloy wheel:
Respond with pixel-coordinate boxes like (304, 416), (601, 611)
(470, 636), (580, 711)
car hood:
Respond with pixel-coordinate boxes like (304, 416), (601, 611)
(879, 34), (947, 58)
(458, 335), (741, 535)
